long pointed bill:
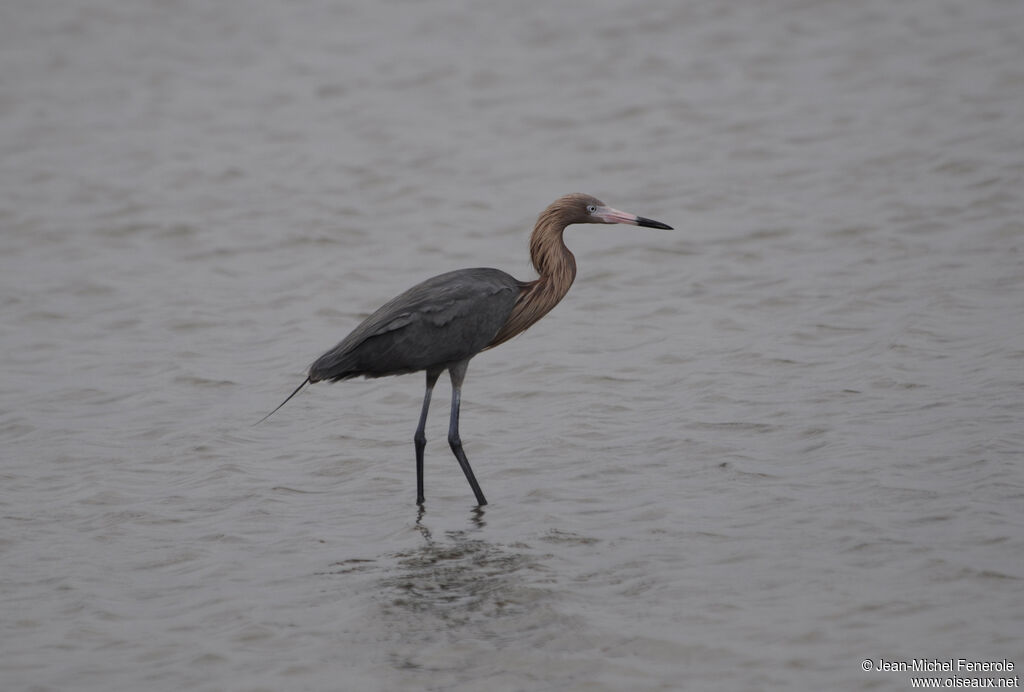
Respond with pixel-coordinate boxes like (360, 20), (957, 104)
(594, 205), (673, 230)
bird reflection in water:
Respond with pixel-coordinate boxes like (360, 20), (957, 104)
(415, 503), (486, 530)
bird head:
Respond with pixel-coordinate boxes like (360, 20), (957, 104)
(545, 193), (673, 230)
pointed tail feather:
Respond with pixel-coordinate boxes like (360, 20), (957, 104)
(254, 377), (311, 425)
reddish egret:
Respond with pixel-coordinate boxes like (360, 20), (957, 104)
(260, 193), (672, 506)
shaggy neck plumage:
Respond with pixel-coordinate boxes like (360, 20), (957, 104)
(528, 212), (577, 296)
(486, 207), (578, 348)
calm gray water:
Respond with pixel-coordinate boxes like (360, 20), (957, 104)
(2, 1), (1022, 690)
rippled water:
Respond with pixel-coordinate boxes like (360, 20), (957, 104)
(2, 1), (1023, 690)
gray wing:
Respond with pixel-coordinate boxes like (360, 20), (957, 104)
(309, 268), (523, 382)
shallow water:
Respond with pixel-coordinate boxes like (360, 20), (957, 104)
(2, 0), (1023, 690)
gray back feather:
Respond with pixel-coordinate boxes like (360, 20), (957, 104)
(309, 268), (522, 381)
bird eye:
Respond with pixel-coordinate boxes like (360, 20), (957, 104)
(587, 205), (597, 213)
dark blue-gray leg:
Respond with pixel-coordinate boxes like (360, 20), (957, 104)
(414, 368), (442, 505)
(447, 360), (487, 506)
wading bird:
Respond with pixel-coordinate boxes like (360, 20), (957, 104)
(260, 193), (672, 506)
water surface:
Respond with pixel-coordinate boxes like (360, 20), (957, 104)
(1, 1), (1022, 690)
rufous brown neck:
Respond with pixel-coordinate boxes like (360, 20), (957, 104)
(486, 208), (578, 348)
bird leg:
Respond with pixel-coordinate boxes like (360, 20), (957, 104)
(414, 368), (442, 505)
(447, 360), (488, 506)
